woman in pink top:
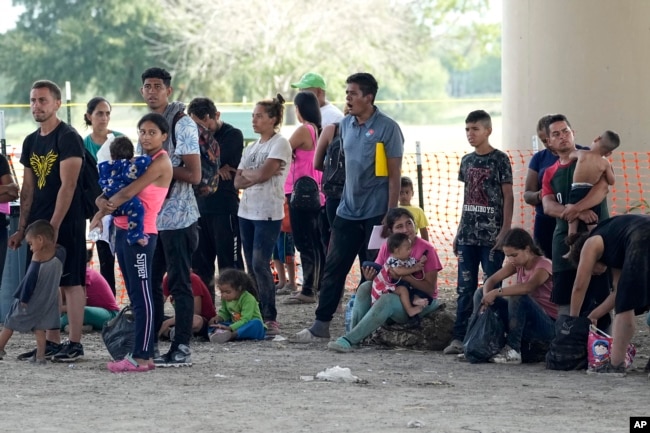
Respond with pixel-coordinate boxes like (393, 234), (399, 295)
(328, 208), (443, 353)
(284, 91), (326, 304)
(90, 113), (173, 372)
(476, 228), (556, 364)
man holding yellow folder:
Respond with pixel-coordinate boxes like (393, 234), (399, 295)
(292, 72), (404, 342)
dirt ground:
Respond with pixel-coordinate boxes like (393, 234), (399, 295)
(1, 284), (649, 433)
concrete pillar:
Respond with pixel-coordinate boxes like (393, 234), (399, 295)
(502, 0), (650, 151)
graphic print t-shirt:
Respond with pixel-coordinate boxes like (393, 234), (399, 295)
(456, 149), (512, 247)
(20, 122), (84, 222)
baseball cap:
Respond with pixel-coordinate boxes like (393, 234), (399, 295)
(291, 72), (327, 91)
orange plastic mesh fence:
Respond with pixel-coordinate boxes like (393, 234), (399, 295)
(45, 150), (650, 304)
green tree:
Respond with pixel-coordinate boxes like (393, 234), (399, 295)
(0, 0), (161, 102)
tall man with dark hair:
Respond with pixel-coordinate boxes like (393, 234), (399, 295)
(8, 80), (87, 361)
(292, 72), (404, 342)
(137, 67), (201, 367)
(541, 114), (611, 330)
(188, 97), (245, 303)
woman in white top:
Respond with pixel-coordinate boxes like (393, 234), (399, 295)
(234, 95), (292, 336)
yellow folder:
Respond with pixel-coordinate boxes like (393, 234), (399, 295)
(375, 142), (388, 176)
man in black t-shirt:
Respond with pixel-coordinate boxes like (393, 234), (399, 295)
(187, 97), (245, 303)
(8, 80), (87, 362)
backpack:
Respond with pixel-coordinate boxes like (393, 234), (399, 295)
(322, 123), (345, 199)
(290, 176), (321, 211)
(169, 111), (221, 197)
(194, 123), (220, 197)
(545, 315), (590, 371)
(81, 147), (102, 219)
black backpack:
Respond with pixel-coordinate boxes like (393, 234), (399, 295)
(81, 148), (102, 219)
(290, 176), (321, 211)
(545, 315), (590, 370)
(322, 123), (345, 199)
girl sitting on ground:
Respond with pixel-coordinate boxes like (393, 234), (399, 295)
(370, 232), (430, 322)
(475, 227), (557, 364)
(208, 269), (266, 343)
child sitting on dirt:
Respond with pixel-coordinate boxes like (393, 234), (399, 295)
(0, 220), (65, 364)
(96, 136), (151, 246)
(565, 130), (620, 237)
(370, 232), (431, 322)
(208, 269), (266, 343)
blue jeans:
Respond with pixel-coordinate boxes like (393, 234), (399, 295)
(239, 218), (281, 322)
(220, 319), (266, 340)
(452, 244), (504, 341)
(472, 288), (555, 352)
(115, 228), (158, 359)
(345, 281), (440, 345)
(314, 214), (383, 323)
(152, 223), (199, 350)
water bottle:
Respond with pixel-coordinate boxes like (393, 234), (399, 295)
(344, 294), (356, 333)
(88, 228), (101, 242)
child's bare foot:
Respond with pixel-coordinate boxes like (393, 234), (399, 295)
(412, 296), (429, 307)
(405, 303), (424, 317)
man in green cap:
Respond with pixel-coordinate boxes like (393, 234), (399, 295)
(291, 72), (344, 126)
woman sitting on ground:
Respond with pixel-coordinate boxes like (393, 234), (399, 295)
(474, 228), (557, 364)
(327, 208), (442, 353)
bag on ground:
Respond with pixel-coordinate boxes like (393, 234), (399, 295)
(101, 306), (135, 361)
(462, 306), (506, 363)
(587, 325), (636, 369)
(545, 315), (590, 370)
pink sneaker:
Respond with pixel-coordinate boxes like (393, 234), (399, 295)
(107, 355), (150, 373)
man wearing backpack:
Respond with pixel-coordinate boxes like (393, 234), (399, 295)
(292, 72), (404, 343)
(8, 80), (87, 362)
(187, 97), (245, 303)
(139, 67), (201, 367)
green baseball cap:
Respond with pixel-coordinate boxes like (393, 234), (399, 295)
(291, 72), (327, 91)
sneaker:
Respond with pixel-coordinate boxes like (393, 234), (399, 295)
(290, 328), (329, 344)
(586, 361), (627, 377)
(327, 337), (353, 353)
(28, 355), (47, 365)
(107, 354), (150, 373)
(265, 321), (281, 336)
(154, 344), (192, 368)
(490, 345), (522, 365)
(443, 339), (464, 355)
(276, 284), (297, 296)
(17, 341), (62, 361)
(0, 349), (5, 360)
(51, 341), (84, 363)
(209, 329), (233, 344)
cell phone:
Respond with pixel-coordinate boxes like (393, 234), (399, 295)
(362, 261), (382, 272)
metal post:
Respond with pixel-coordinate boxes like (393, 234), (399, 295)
(0, 110), (6, 155)
(65, 81), (72, 125)
(416, 141), (424, 211)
